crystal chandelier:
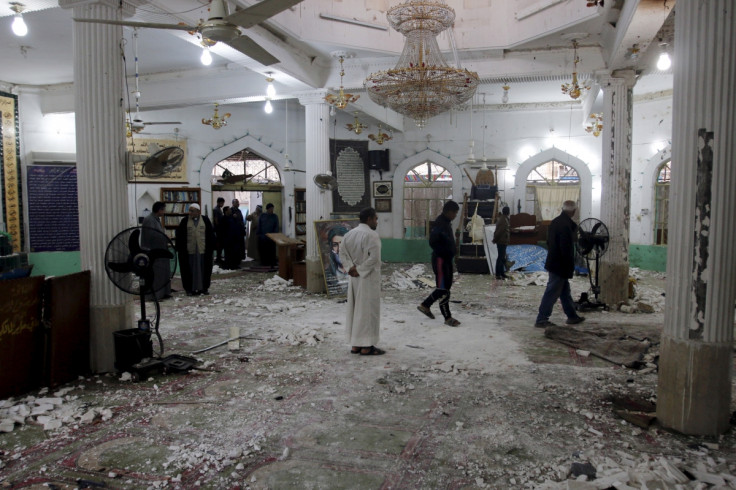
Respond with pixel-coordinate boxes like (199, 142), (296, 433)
(324, 55), (360, 110)
(368, 124), (392, 145)
(561, 40), (591, 100)
(364, 0), (479, 128)
(202, 103), (231, 129)
(585, 113), (603, 137)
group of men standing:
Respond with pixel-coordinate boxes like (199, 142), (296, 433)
(212, 198), (280, 271)
(141, 197), (280, 298)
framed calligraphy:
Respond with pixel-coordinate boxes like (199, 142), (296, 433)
(330, 139), (370, 213)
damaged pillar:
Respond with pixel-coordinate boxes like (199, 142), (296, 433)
(598, 70), (636, 307)
(297, 91), (332, 293)
(657, 0), (735, 436)
(59, 0), (133, 372)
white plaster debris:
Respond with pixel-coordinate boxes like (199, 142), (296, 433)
(384, 264), (432, 290)
(0, 386), (114, 433)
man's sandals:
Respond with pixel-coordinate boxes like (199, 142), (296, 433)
(444, 317), (461, 327)
(350, 346), (386, 355)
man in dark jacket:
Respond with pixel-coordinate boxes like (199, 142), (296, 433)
(175, 203), (216, 295)
(534, 200), (585, 327)
(417, 200), (461, 327)
(492, 206), (511, 280)
(257, 203), (279, 268)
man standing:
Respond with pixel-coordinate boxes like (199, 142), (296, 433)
(213, 197), (225, 264)
(492, 206), (511, 280)
(417, 200), (461, 327)
(342, 207), (384, 355)
(257, 203), (279, 268)
(534, 200), (585, 327)
(175, 203), (216, 296)
(230, 198), (246, 263)
(246, 204), (262, 262)
(141, 201), (171, 301)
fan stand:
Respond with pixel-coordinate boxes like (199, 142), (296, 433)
(577, 252), (607, 311)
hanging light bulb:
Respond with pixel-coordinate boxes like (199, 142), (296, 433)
(656, 43), (671, 71)
(501, 85), (510, 104)
(10, 3), (28, 37)
(264, 99), (273, 114)
(200, 46), (212, 66)
(265, 73), (276, 98)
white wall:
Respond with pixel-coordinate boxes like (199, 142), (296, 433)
(16, 89), (674, 245)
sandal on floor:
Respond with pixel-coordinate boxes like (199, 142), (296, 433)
(444, 317), (461, 327)
(417, 305), (435, 319)
(360, 346), (386, 356)
(350, 347), (361, 354)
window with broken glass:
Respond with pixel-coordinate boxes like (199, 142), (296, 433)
(403, 162), (453, 239)
(653, 160), (670, 245)
(525, 160), (580, 220)
(212, 150), (281, 187)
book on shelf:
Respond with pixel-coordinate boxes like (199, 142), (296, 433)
(162, 190), (200, 202)
(164, 202), (192, 214)
(295, 224), (307, 235)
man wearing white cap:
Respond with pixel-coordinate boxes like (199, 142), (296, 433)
(535, 200), (585, 328)
(175, 203), (216, 295)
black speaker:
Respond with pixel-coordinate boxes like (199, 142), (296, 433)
(368, 149), (390, 170)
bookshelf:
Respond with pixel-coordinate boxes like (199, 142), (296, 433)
(294, 188), (306, 236)
(160, 187), (201, 241)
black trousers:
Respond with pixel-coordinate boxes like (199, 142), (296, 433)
(422, 255), (454, 319)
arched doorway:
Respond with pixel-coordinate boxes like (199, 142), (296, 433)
(211, 149), (283, 240)
(653, 160), (671, 245)
(525, 160), (580, 221)
(403, 162), (453, 239)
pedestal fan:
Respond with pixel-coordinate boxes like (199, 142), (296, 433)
(575, 218), (610, 311)
(104, 227), (176, 359)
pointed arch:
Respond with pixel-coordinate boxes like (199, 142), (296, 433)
(197, 134), (294, 214)
(392, 149), (463, 238)
(514, 148), (592, 219)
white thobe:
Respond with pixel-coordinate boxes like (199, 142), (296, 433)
(341, 223), (382, 347)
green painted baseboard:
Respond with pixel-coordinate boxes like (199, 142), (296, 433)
(381, 238), (432, 263)
(629, 244), (667, 272)
(28, 251), (82, 277)
(381, 238), (668, 272)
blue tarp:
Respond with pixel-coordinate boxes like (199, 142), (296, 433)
(506, 245), (548, 272)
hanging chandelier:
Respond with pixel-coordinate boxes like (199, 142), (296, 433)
(324, 54), (360, 110)
(202, 103), (231, 130)
(368, 124), (392, 145)
(561, 40), (591, 100)
(346, 112), (369, 134)
(364, 0), (479, 128)
(585, 113), (603, 137)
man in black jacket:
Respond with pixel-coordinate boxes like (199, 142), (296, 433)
(418, 200), (461, 327)
(534, 200), (585, 327)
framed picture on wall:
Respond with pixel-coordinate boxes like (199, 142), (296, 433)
(374, 198), (392, 213)
(373, 181), (393, 198)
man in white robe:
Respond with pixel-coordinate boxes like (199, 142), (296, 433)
(341, 208), (384, 356)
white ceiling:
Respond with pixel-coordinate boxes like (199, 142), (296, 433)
(0, 0), (675, 121)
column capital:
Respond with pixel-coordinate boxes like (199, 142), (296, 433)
(598, 69), (637, 89)
(296, 90), (329, 106)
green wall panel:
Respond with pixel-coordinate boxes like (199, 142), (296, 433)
(629, 244), (667, 272)
(29, 252), (81, 277)
(381, 239), (432, 263)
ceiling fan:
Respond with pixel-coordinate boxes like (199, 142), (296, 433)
(74, 0), (303, 66)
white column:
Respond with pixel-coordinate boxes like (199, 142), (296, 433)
(598, 70), (636, 307)
(60, 0), (133, 372)
(657, 0), (736, 435)
(297, 91), (332, 293)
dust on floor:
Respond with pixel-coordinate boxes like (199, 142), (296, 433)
(1, 264), (734, 489)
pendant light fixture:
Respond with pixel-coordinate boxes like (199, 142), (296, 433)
(10, 2), (28, 37)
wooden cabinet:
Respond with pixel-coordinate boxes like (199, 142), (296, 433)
(294, 188), (306, 236)
(160, 187), (201, 241)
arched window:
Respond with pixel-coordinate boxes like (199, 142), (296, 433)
(526, 160), (580, 220)
(212, 149), (281, 186)
(653, 160), (670, 245)
(403, 162), (453, 239)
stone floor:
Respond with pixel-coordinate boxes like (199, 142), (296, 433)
(0, 264), (734, 489)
